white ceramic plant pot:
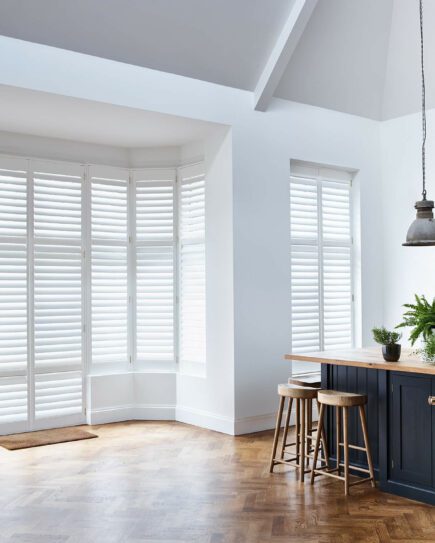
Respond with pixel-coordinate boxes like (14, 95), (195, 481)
(418, 329), (435, 361)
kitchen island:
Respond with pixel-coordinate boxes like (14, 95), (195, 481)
(285, 348), (435, 505)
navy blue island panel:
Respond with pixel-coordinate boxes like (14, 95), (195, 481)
(320, 363), (435, 505)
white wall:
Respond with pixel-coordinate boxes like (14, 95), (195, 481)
(177, 127), (235, 433)
(0, 37), (385, 434)
(380, 110), (435, 340)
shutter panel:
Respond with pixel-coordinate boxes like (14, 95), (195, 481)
(91, 166), (128, 365)
(33, 162), (84, 418)
(135, 169), (175, 362)
(322, 180), (352, 350)
(290, 244), (320, 353)
(179, 165), (206, 369)
(322, 182), (351, 242)
(290, 170), (353, 372)
(35, 371), (82, 418)
(290, 179), (320, 355)
(323, 246), (352, 349)
(0, 159), (28, 425)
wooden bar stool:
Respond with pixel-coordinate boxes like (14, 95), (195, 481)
(288, 376), (321, 463)
(310, 390), (376, 496)
(269, 384), (329, 482)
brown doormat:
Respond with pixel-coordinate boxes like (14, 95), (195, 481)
(0, 427), (98, 450)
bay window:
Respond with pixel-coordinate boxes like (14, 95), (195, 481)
(0, 155), (206, 432)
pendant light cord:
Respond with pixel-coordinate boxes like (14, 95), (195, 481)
(420, 0), (427, 200)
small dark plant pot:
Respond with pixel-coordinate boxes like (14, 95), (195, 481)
(382, 344), (401, 362)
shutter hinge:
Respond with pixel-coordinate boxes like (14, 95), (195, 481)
(129, 235), (132, 243)
(129, 355), (132, 364)
(351, 294), (355, 302)
(83, 324), (85, 333)
(82, 249), (86, 259)
(84, 407), (87, 415)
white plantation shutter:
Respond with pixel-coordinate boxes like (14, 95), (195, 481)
(134, 169), (175, 363)
(90, 166), (129, 365)
(0, 152), (207, 432)
(0, 158), (28, 425)
(290, 164), (353, 374)
(179, 164), (206, 373)
(33, 161), (84, 419)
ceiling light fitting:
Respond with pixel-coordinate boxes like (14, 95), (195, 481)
(403, 0), (435, 246)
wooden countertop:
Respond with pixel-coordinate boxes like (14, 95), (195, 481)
(285, 347), (435, 375)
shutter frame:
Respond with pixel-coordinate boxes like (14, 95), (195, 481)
(290, 168), (354, 374)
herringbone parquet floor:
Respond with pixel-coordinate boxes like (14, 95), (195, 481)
(0, 421), (433, 543)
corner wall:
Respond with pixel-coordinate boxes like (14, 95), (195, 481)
(380, 110), (435, 338)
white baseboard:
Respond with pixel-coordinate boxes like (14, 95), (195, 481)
(176, 405), (234, 435)
(88, 403), (318, 436)
(234, 402), (319, 435)
(88, 404), (175, 425)
(135, 404), (176, 420)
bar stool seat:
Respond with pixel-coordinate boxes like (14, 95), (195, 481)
(278, 384), (318, 399)
(317, 390), (367, 407)
(311, 389), (375, 496)
(288, 376), (321, 388)
(269, 384), (329, 482)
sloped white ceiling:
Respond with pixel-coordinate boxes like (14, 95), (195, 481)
(275, 0), (393, 120)
(0, 0), (294, 90)
(1, 0), (435, 120)
(382, 0), (435, 120)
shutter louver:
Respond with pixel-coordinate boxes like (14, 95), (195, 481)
(179, 166), (206, 368)
(33, 163), (83, 418)
(0, 160), (28, 425)
(91, 167), (128, 365)
(135, 170), (175, 362)
(290, 168), (353, 371)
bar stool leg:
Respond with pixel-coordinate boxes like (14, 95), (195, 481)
(300, 398), (306, 482)
(359, 405), (376, 487)
(310, 402), (325, 484)
(315, 399), (329, 469)
(336, 406), (341, 476)
(343, 406), (349, 496)
(306, 399), (312, 467)
(269, 395), (285, 473)
(295, 399), (300, 467)
(280, 397), (293, 459)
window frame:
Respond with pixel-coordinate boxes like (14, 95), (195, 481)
(289, 163), (355, 376)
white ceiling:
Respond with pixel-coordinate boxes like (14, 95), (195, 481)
(0, 0), (434, 120)
(0, 85), (220, 147)
(275, 0), (393, 120)
(0, 0), (293, 90)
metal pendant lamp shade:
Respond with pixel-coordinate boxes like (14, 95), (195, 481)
(403, 0), (435, 246)
(403, 199), (435, 246)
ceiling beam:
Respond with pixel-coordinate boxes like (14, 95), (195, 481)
(253, 0), (318, 111)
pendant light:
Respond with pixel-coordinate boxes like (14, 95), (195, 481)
(403, 0), (435, 246)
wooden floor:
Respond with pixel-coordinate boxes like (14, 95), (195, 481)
(0, 421), (434, 543)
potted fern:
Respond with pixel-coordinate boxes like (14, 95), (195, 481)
(396, 294), (435, 347)
(372, 326), (402, 361)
